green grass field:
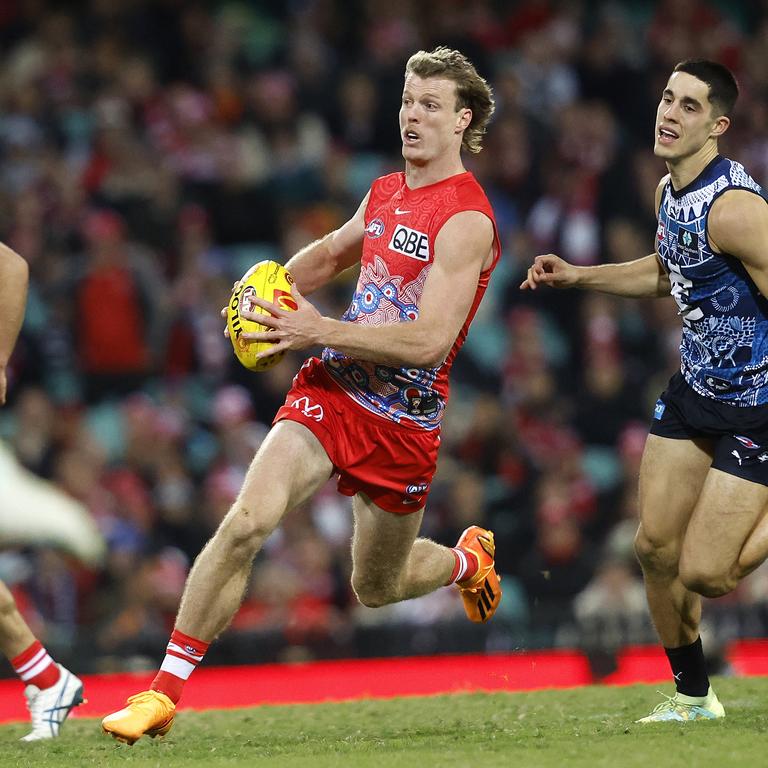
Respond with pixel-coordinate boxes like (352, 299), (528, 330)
(2, 677), (767, 768)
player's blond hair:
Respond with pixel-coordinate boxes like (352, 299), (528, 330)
(405, 47), (495, 154)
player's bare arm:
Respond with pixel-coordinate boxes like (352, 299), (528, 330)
(520, 252), (670, 297)
(244, 210), (494, 368)
(520, 176), (671, 298)
(283, 193), (369, 295)
(0, 243), (29, 404)
(708, 189), (768, 296)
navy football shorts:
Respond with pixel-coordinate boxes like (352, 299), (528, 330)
(649, 371), (768, 486)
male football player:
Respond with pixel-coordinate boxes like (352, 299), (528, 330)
(103, 47), (503, 744)
(523, 59), (768, 722)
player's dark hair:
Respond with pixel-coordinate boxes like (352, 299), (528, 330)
(673, 59), (739, 116)
(405, 47), (495, 154)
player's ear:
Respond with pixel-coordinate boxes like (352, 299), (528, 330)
(711, 114), (730, 138)
(456, 107), (472, 133)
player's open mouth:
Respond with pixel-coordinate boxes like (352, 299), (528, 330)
(403, 130), (420, 144)
(658, 126), (679, 145)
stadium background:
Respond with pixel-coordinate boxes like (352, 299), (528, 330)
(1, 0), (767, 683)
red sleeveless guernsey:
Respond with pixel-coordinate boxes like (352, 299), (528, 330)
(322, 170), (500, 430)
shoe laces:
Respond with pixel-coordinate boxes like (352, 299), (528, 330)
(26, 692), (47, 727)
(647, 690), (700, 716)
(126, 691), (171, 714)
(127, 692), (158, 706)
(25, 687), (62, 736)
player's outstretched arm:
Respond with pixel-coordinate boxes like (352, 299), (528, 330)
(708, 189), (768, 296)
(242, 209), (494, 368)
(0, 243), (29, 405)
(521, 175), (671, 298)
(520, 251), (670, 298)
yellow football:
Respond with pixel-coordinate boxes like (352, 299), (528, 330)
(227, 260), (297, 371)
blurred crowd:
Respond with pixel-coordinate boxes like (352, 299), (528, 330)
(3, 0), (768, 674)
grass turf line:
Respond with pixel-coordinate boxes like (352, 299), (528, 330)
(2, 677), (766, 767)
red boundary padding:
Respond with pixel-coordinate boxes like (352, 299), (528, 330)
(1, 642), (766, 725)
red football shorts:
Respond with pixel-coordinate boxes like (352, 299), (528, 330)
(273, 357), (440, 514)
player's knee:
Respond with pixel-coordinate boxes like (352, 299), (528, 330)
(633, 527), (678, 575)
(351, 574), (399, 608)
(219, 505), (278, 560)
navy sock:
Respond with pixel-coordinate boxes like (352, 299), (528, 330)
(664, 636), (710, 697)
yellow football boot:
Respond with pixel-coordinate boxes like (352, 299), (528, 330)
(455, 526), (502, 623)
(101, 690), (176, 745)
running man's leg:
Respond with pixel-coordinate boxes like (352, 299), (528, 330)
(0, 580), (84, 740)
(102, 421), (333, 743)
(349, 495), (451, 606)
(633, 434), (724, 721)
(349, 493), (500, 621)
(635, 438), (768, 722)
(634, 434), (713, 649)
(175, 421), (332, 640)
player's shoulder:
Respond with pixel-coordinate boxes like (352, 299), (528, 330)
(708, 185), (768, 256)
(453, 170), (488, 194)
(710, 186), (768, 223)
(447, 172), (494, 214)
(711, 156), (765, 208)
(438, 177), (495, 248)
(721, 156), (765, 196)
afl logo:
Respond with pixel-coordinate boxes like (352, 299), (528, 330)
(241, 285), (257, 311)
(365, 218), (385, 238)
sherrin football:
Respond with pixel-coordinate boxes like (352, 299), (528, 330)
(227, 260), (297, 371)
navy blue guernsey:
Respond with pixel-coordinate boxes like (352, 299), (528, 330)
(656, 155), (768, 406)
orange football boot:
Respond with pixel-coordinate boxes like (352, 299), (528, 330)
(455, 526), (502, 623)
(101, 690), (176, 745)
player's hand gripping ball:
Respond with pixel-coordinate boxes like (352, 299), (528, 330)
(227, 260), (297, 371)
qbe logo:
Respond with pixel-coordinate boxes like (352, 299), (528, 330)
(389, 224), (430, 261)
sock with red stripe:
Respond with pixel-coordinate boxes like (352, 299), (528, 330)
(151, 628), (210, 704)
(11, 640), (61, 690)
(446, 547), (479, 585)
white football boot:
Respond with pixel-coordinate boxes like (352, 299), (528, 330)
(636, 686), (725, 723)
(20, 664), (84, 741)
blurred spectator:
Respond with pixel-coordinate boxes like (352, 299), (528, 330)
(74, 209), (165, 401)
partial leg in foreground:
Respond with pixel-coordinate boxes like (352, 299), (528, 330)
(0, 580), (83, 740)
